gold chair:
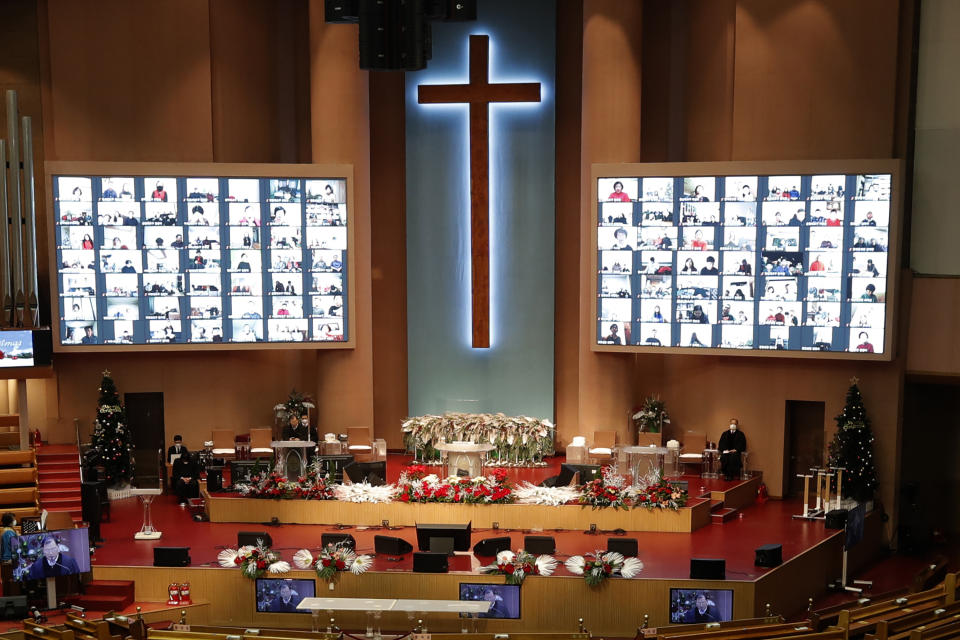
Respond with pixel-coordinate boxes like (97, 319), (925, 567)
(679, 430), (706, 475)
(346, 426), (374, 463)
(588, 430), (617, 465)
(249, 428), (274, 459)
(211, 429), (236, 459)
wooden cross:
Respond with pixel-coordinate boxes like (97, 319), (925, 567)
(417, 34), (541, 348)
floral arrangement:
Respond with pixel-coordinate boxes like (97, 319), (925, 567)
(333, 481), (396, 503)
(634, 477), (688, 510)
(293, 544), (373, 582)
(564, 551), (643, 587)
(632, 395), (670, 433)
(274, 389), (316, 425)
(237, 466), (334, 501)
(512, 481), (581, 506)
(479, 550), (557, 585)
(394, 466), (514, 504)
(401, 413), (554, 462)
(218, 540), (290, 580)
(578, 466), (632, 510)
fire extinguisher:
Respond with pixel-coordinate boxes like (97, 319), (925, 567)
(756, 482), (769, 504)
(32, 428), (42, 449)
(178, 583), (192, 605)
(167, 583), (181, 606)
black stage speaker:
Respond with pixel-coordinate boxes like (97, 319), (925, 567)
(206, 466), (224, 492)
(374, 535), (413, 556)
(326, 0), (359, 23)
(154, 547), (191, 567)
(754, 543), (783, 567)
(607, 537), (639, 557)
(413, 551), (448, 573)
(473, 536), (511, 557)
(825, 509), (849, 530)
(321, 533), (356, 549)
(343, 460), (387, 486)
(0, 595), (27, 620)
(416, 522), (471, 551)
(524, 535), (556, 555)
(238, 531), (272, 548)
(690, 558), (726, 580)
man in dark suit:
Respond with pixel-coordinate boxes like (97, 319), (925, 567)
(172, 451), (200, 505)
(167, 435), (188, 464)
(269, 583), (301, 612)
(27, 536), (80, 579)
(718, 419), (747, 481)
(682, 593), (721, 623)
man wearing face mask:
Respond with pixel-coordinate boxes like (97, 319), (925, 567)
(717, 419), (747, 481)
(1, 512), (18, 561)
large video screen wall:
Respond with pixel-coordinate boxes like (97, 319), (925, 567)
(595, 164), (897, 357)
(50, 167), (350, 348)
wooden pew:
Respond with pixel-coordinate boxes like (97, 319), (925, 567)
(186, 628), (335, 640)
(836, 580), (956, 632)
(417, 635), (591, 640)
(148, 630), (244, 640)
(809, 589), (911, 631)
(657, 621), (823, 640)
(65, 613), (122, 640)
(103, 612), (148, 640)
(907, 619), (960, 640)
(22, 621), (76, 640)
(865, 601), (960, 640)
(641, 617), (786, 638)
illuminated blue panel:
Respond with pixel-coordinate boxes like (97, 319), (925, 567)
(405, 0), (555, 418)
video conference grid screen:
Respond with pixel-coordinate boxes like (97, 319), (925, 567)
(53, 174), (348, 346)
(596, 173), (892, 354)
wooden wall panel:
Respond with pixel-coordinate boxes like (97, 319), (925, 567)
(93, 565), (757, 634)
(731, 1), (900, 160)
(44, 0), (214, 162)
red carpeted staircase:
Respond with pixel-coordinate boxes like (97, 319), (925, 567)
(36, 445), (83, 524)
(63, 580), (135, 611)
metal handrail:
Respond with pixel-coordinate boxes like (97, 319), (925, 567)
(74, 418), (84, 484)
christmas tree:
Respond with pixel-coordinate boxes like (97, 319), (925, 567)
(827, 378), (879, 502)
(90, 371), (134, 486)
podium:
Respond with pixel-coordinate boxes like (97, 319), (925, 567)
(434, 442), (495, 478)
(272, 440), (316, 477)
(130, 488), (163, 540)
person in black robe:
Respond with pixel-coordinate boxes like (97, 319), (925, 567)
(269, 583), (302, 612)
(173, 451), (200, 504)
(717, 419), (747, 481)
(27, 537), (80, 579)
(682, 594), (721, 623)
(282, 414), (317, 443)
(167, 435), (188, 463)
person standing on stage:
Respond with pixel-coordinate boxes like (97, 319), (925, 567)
(718, 419), (747, 481)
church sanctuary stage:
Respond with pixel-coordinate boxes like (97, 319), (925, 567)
(85, 487), (883, 636)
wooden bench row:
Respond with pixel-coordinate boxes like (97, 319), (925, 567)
(0, 448), (39, 517)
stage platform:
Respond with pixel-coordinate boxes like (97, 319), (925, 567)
(82, 468), (883, 636)
(202, 455), (761, 533)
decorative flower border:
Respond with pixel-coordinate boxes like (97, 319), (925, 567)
(218, 541), (290, 580)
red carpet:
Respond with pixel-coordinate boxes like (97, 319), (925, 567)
(37, 444), (83, 523)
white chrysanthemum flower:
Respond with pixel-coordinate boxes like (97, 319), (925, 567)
(217, 549), (239, 567)
(243, 562), (259, 577)
(621, 557), (644, 579)
(535, 555), (557, 576)
(495, 550), (516, 565)
(564, 556), (586, 575)
(602, 551), (625, 567)
(350, 555), (373, 575)
(238, 545), (255, 557)
(268, 561), (290, 574)
(293, 549), (315, 569)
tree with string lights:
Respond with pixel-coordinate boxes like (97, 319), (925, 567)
(90, 370), (135, 486)
(827, 378), (878, 502)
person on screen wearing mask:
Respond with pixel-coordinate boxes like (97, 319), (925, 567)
(860, 211), (877, 226)
(607, 181), (631, 202)
(603, 323), (621, 345)
(718, 419), (747, 481)
(1, 513), (17, 561)
(27, 536), (79, 578)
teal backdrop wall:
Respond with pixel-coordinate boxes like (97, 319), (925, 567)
(405, 0), (556, 419)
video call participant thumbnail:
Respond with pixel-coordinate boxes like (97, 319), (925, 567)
(27, 536), (80, 578)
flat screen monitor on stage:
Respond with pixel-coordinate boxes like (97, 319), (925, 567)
(47, 163), (354, 350)
(594, 161), (900, 359)
(669, 588), (733, 624)
(13, 527), (91, 581)
(255, 578), (315, 613)
(416, 522), (472, 552)
(459, 583), (521, 619)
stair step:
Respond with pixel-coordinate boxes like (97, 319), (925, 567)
(40, 497), (82, 508)
(38, 470), (81, 479)
(708, 499), (725, 513)
(40, 487), (81, 497)
(37, 452), (79, 461)
(37, 460), (80, 468)
(83, 580), (135, 597)
(63, 594), (134, 610)
(711, 508), (739, 524)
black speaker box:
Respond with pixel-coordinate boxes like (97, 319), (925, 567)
(322, 533), (356, 549)
(524, 535), (556, 555)
(206, 466), (224, 492)
(754, 543), (783, 567)
(413, 551), (448, 573)
(374, 535), (413, 556)
(154, 547), (191, 567)
(473, 536), (511, 557)
(81, 482), (102, 524)
(326, 0), (359, 23)
(607, 537), (639, 557)
(690, 557), (726, 580)
(825, 509), (849, 530)
(0, 595), (27, 620)
(238, 531), (272, 548)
